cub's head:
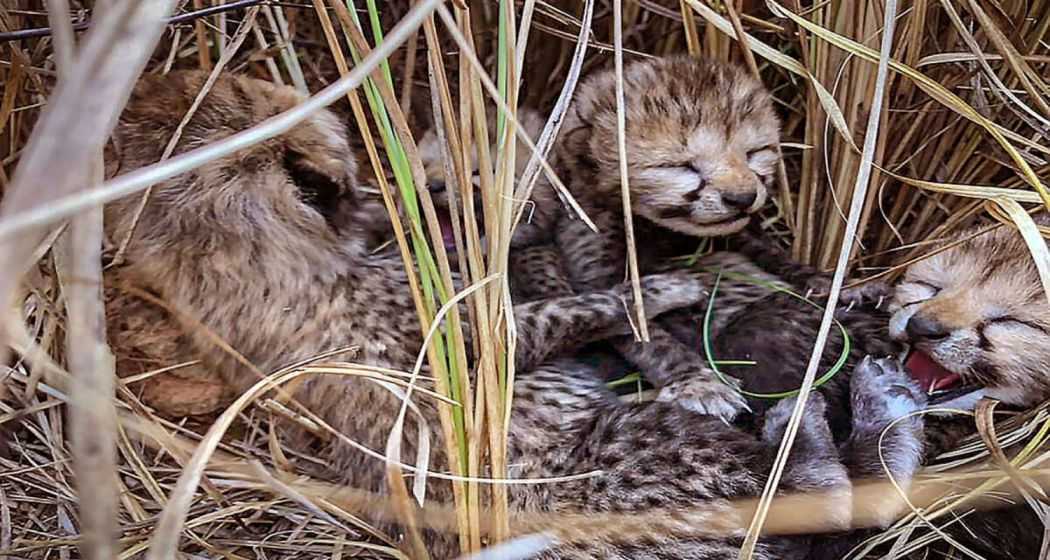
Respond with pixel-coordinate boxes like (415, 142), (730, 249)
(559, 55), (780, 236)
(106, 71), (364, 271)
(417, 107), (559, 250)
(889, 222), (1050, 407)
(418, 107), (546, 193)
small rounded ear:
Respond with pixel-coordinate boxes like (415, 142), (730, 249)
(283, 150), (351, 225)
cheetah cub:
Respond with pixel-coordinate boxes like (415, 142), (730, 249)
(689, 222), (1050, 559)
(550, 55), (780, 420)
(417, 107), (561, 254)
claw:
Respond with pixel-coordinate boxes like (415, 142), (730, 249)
(657, 378), (747, 423)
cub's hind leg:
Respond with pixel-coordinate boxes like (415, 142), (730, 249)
(760, 393), (852, 534)
(807, 356), (927, 560)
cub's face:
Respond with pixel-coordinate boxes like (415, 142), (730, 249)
(889, 225), (1050, 406)
(418, 108), (546, 193)
(560, 55), (780, 236)
(417, 108), (558, 250)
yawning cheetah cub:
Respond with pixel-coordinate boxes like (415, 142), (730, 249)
(698, 222), (1050, 559)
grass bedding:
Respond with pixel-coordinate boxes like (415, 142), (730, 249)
(0, 0), (1049, 558)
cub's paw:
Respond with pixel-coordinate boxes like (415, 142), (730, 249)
(656, 376), (749, 422)
(625, 271), (710, 317)
(800, 276), (890, 310)
(840, 281), (893, 310)
(850, 356), (926, 431)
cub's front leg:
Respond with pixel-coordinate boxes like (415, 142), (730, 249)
(554, 205), (748, 421)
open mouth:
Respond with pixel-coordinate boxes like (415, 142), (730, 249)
(903, 349), (978, 404)
(432, 203), (487, 256)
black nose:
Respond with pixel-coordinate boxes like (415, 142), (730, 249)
(906, 315), (951, 340)
(721, 190), (758, 211)
(428, 180), (446, 193)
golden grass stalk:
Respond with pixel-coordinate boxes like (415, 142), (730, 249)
(314, 4), (452, 555)
(612, 0), (649, 341)
(739, 1), (900, 557)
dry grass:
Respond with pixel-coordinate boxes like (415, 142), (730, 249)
(1, 0), (1049, 559)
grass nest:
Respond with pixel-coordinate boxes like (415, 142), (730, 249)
(1, 0), (1050, 558)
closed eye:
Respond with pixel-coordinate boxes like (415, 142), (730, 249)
(911, 280), (941, 292)
(987, 316), (1048, 333)
(644, 163), (699, 174)
(746, 145), (776, 158)
(899, 280), (941, 306)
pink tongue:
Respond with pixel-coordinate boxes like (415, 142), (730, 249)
(437, 210), (456, 250)
(905, 351), (961, 392)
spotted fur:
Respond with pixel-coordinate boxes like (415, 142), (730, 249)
(673, 224), (1050, 559)
(888, 222), (1050, 406)
(105, 71), (909, 559)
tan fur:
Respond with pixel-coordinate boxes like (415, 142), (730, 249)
(558, 55), (779, 236)
(105, 281), (231, 416)
(107, 71), (795, 558)
(888, 222), (1050, 406)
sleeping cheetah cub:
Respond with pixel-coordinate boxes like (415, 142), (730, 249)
(552, 55), (780, 420)
(103, 71), (928, 559)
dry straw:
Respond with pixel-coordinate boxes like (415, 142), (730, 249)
(1, 1), (1049, 559)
